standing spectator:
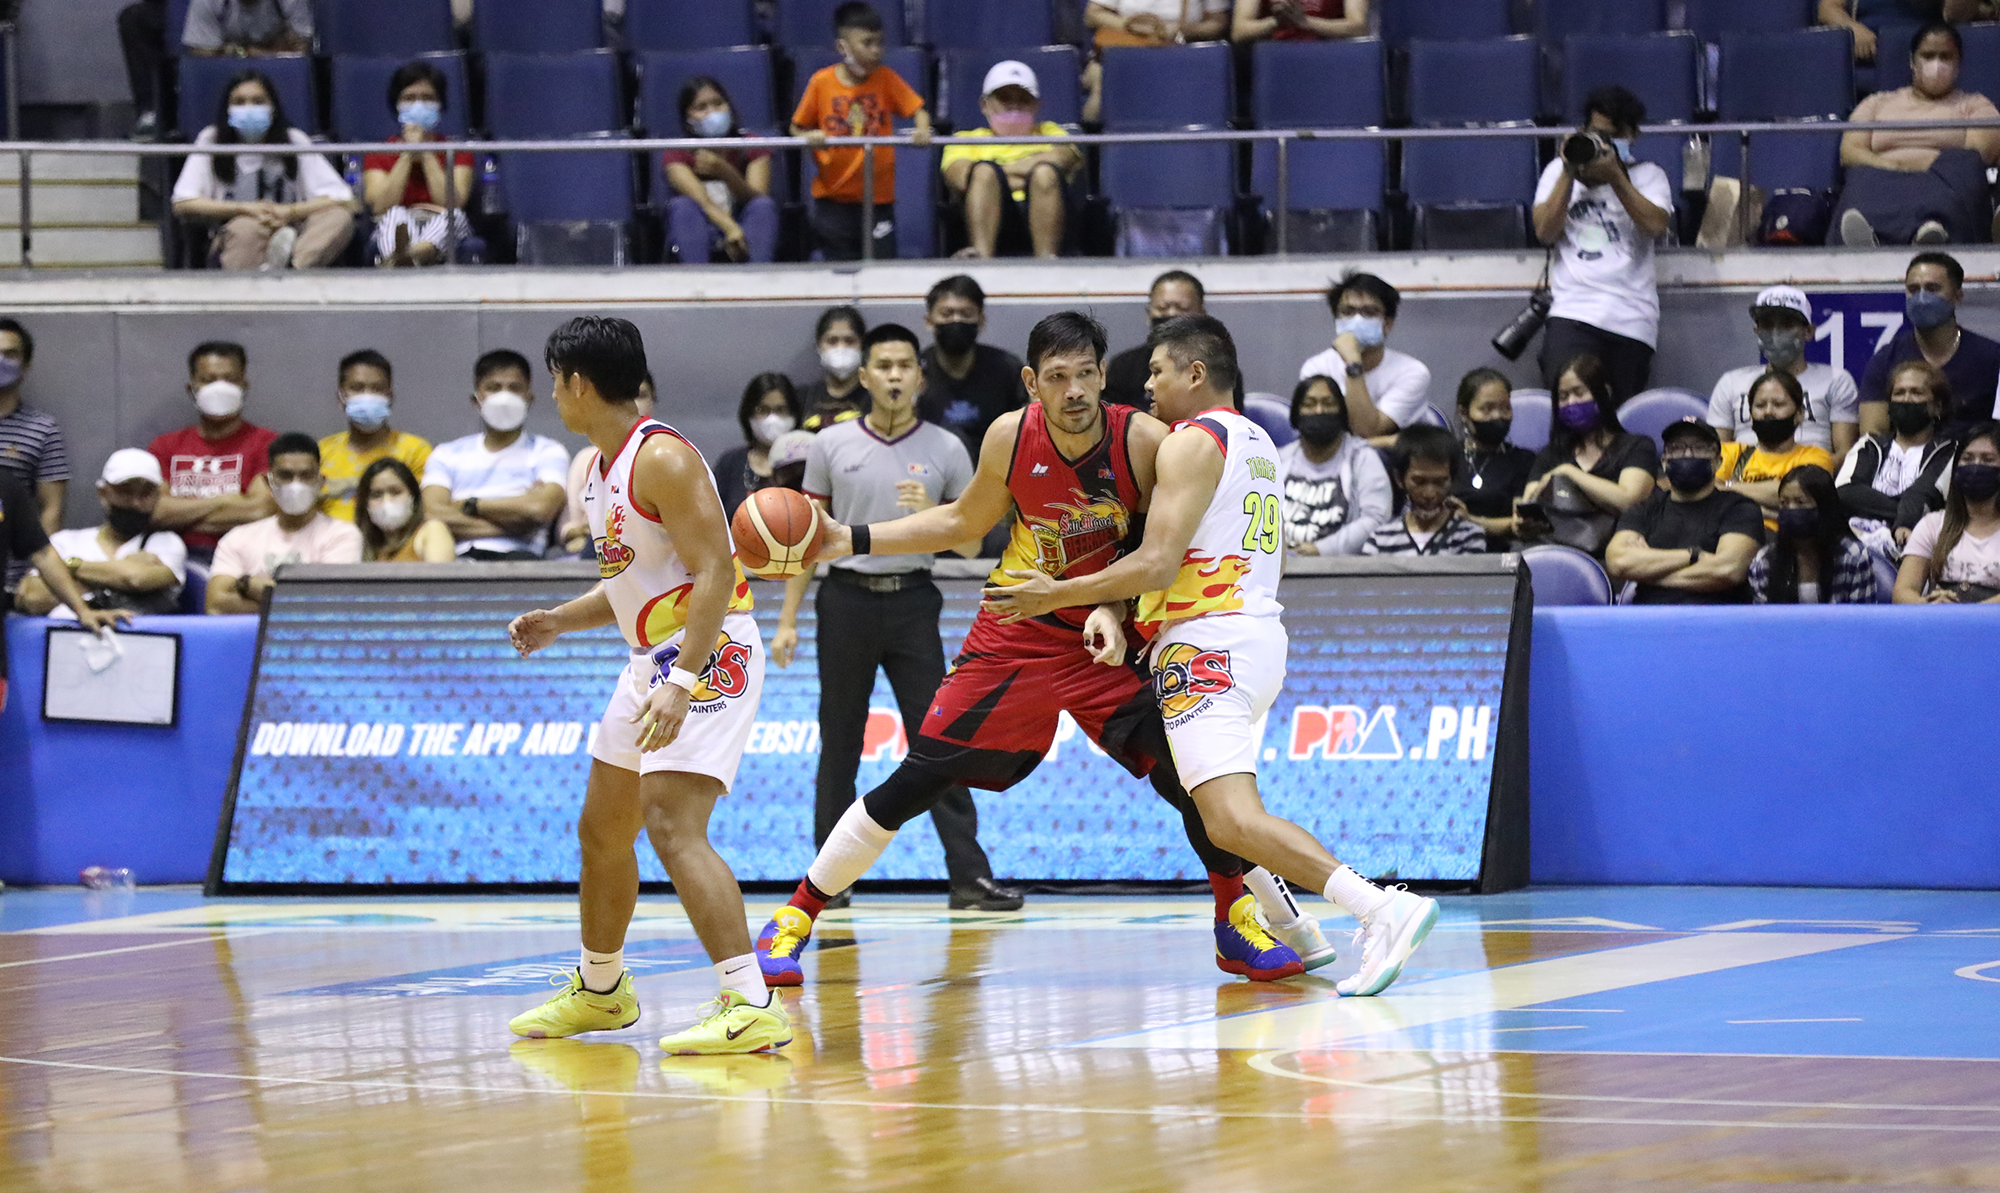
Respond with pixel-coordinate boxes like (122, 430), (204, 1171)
(711, 374), (802, 519)
(663, 76), (778, 265)
(1296, 272), (1433, 447)
(1837, 359), (1956, 552)
(1362, 426), (1488, 556)
(1858, 252), (2000, 438)
(0, 472), (127, 712)
(1749, 464), (1878, 604)
(772, 324), (1017, 911)
(918, 275), (1028, 454)
(1105, 270), (1204, 410)
(1819, 0), (1987, 63)
(1277, 375), (1391, 555)
(16, 450), (185, 618)
(181, 0), (313, 56)
(147, 340), (278, 563)
(1707, 287), (1860, 459)
(939, 61), (1081, 260)
(421, 350), (570, 561)
(171, 71), (358, 271)
(318, 349), (431, 525)
(1081, 0), (1232, 123)
(1895, 422), (2000, 602)
(1606, 419), (1767, 605)
(355, 458), (455, 563)
(799, 307), (871, 429)
(362, 61), (476, 268)
(1531, 85), (1674, 406)
(1450, 367), (1536, 550)
(1522, 354), (1659, 556)
(0, 317), (68, 592)
(789, 2), (933, 261)
(1715, 371), (1838, 530)
(1232, 0), (1368, 42)
(560, 374), (656, 556)
(206, 433), (364, 613)
(116, 0), (169, 141)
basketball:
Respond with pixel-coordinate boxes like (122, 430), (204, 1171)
(731, 488), (823, 579)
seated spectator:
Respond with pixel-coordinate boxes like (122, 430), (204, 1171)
(940, 61), (1081, 260)
(147, 340), (278, 563)
(712, 373), (803, 519)
(171, 71), (358, 271)
(182, 0), (312, 57)
(1707, 287), (1860, 460)
(664, 75), (778, 265)
(1297, 272), (1432, 448)
(1105, 270), (1204, 410)
(1363, 426), (1488, 556)
(1231, 0), (1367, 42)
(800, 307), (870, 430)
(319, 349), (431, 525)
(1522, 354), (1659, 555)
(0, 318), (67, 591)
(1836, 23), (2000, 248)
(1837, 359), (1956, 553)
(0, 472), (127, 669)
(767, 429), (816, 492)
(561, 373), (656, 555)
(1277, 375), (1391, 555)
(1450, 368), (1536, 551)
(362, 61), (476, 268)
(356, 458), (455, 563)
(1607, 419), (1767, 604)
(1818, 0), (1986, 63)
(422, 350), (570, 561)
(919, 275), (1028, 452)
(1716, 371), (1838, 529)
(1895, 422), (2000, 602)
(1858, 252), (2000, 437)
(207, 433), (364, 612)
(1082, 0), (1231, 123)
(16, 449), (185, 618)
(1750, 465), (1877, 604)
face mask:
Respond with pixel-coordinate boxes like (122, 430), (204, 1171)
(0, 356), (20, 390)
(227, 103), (273, 140)
(1611, 137), (1635, 164)
(105, 504), (152, 539)
(1957, 462), (2000, 502)
(933, 321), (979, 356)
(820, 345), (862, 379)
(368, 495), (414, 532)
(750, 412), (795, 445)
(988, 109), (1036, 137)
(1469, 418), (1512, 447)
(1888, 401), (1934, 436)
(274, 479), (319, 517)
(195, 379), (244, 419)
(1907, 289), (1955, 332)
(1295, 412), (1345, 448)
(1777, 508), (1819, 539)
(480, 389), (529, 433)
(1556, 398), (1601, 432)
(692, 108), (732, 138)
(1334, 315), (1385, 348)
(1752, 417), (1796, 448)
(1915, 59), (1955, 93)
(344, 393), (391, 432)
(397, 100), (441, 132)
(1756, 329), (1806, 369)
(1664, 456), (1716, 494)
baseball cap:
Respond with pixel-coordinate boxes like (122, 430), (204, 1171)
(99, 447), (163, 486)
(981, 60), (1040, 99)
(1660, 417), (1721, 450)
(768, 429), (816, 471)
(1751, 285), (1812, 321)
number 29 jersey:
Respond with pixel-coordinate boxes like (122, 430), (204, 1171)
(1134, 407), (1285, 634)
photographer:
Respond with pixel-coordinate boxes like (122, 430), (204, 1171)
(1531, 85), (1674, 410)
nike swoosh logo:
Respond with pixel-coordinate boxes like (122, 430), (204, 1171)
(726, 1024), (752, 1040)
(588, 1002), (622, 1015)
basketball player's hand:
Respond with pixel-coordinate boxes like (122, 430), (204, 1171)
(895, 478), (935, 512)
(810, 518), (854, 562)
(980, 568), (1061, 621)
(509, 608), (562, 657)
(771, 621), (799, 668)
(1083, 604), (1127, 667)
(632, 683), (691, 752)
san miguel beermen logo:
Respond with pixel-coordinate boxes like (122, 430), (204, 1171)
(650, 632), (753, 703)
(596, 505), (635, 579)
(1152, 642), (1234, 718)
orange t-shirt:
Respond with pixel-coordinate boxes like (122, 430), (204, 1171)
(791, 64), (925, 203)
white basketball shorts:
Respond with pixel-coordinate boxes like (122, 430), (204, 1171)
(592, 611), (765, 788)
(1148, 613), (1288, 791)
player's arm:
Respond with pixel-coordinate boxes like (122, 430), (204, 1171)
(813, 412), (1021, 560)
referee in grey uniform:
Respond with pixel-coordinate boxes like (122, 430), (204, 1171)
(774, 323), (1021, 912)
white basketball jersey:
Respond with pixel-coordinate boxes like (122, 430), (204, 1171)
(1135, 407), (1286, 633)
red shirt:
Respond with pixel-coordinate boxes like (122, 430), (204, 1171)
(362, 137), (476, 207)
(1264, 0), (1345, 39)
(148, 421), (278, 550)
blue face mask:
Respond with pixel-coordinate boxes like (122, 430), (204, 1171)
(397, 100), (442, 133)
(692, 108), (733, 138)
(1907, 289), (1955, 332)
(227, 103), (273, 140)
(0, 356), (21, 391)
(1334, 314), (1385, 348)
(344, 393), (391, 432)
(1611, 137), (1636, 164)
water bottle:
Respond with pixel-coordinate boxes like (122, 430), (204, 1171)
(344, 154), (362, 193)
(478, 154), (506, 218)
(79, 866), (136, 891)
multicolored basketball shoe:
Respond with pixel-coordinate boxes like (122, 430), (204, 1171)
(508, 970), (640, 1039)
(1215, 893), (1306, 981)
(658, 990), (793, 1055)
(1336, 887), (1440, 997)
(756, 905), (813, 987)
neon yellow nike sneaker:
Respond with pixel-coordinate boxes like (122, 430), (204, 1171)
(509, 969), (640, 1039)
(658, 989), (792, 1055)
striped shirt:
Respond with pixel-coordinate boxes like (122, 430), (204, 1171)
(0, 403), (69, 489)
(1361, 511), (1487, 556)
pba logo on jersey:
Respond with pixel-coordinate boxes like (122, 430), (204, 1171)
(1152, 642), (1234, 719)
(596, 505), (635, 579)
(650, 632), (754, 704)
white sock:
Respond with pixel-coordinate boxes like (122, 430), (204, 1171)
(715, 952), (770, 1007)
(579, 946), (625, 994)
(1244, 866), (1304, 929)
(1323, 865), (1391, 920)
(806, 800), (898, 897)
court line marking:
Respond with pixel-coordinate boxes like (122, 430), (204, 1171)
(1727, 1018), (1863, 1024)
(1955, 960), (2000, 983)
(4, 1054), (1998, 1133)
(0, 933), (244, 970)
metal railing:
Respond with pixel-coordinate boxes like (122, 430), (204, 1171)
(5, 117), (1997, 269)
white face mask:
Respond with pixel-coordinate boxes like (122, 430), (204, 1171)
(195, 379), (245, 419)
(820, 345), (862, 379)
(751, 412), (796, 445)
(368, 495), (414, 532)
(480, 389), (529, 432)
(273, 479), (319, 517)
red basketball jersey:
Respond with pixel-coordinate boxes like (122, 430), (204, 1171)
(989, 401), (1146, 631)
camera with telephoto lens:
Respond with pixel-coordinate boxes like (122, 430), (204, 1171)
(1491, 287), (1553, 361)
(1561, 129), (1613, 168)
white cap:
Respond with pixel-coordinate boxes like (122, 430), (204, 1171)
(99, 448), (163, 487)
(1752, 285), (1812, 321)
(982, 60), (1040, 99)
(769, 429), (817, 470)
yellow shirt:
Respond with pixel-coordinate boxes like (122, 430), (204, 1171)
(318, 430), (433, 524)
(1717, 441), (1834, 530)
(941, 123), (1070, 201)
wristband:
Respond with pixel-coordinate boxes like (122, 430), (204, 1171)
(1688, 546), (1700, 567)
(851, 523), (872, 555)
(662, 666), (701, 693)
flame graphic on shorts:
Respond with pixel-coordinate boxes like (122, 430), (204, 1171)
(1135, 551), (1251, 628)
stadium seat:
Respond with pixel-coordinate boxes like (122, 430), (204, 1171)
(1098, 44), (1236, 256)
(486, 50), (625, 137)
(316, 0), (455, 57)
(1509, 389), (1552, 450)
(624, 0), (757, 52)
(941, 46), (1082, 131)
(1561, 33), (1698, 193)
(1243, 393), (1298, 447)
(1403, 36), (1538, 249)
(1870, 22), (1925, 92)
(177, 52), (317, 138)
(1960, 23), (2000, 102)
(331, 53), (472, 141)
(790, 47), (933, 108)
(776, 0), (907, 47)
(1413, 403), (1452, 429)
(1537, 0), (1665, 110)
(1379, 0), (1513, 45)
(1715, 27), (1853, 195)
(639, 48), (778, 134)
(179, 562), (209, 615)
(1522, 544), (1614, 606)
(1099, 42), (1232, 129)
(498, 140), (637, 263)
(1872, 551), (1898, 602)
(924, 0), (1054, 50)
(1618, 388), (1709, 446)
(474, 0), (604, 53)
(1679, 0), (1813, 41)
(1248, 39), (1386, 252)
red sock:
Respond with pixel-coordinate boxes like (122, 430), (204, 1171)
(787, 877), (830, 920)
(1209, 871), (1245, 923)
